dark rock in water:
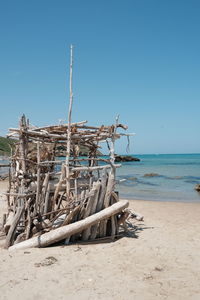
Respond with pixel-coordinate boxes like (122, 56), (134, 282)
(195, 184), (200, 192)
(129, 177), (138, 181)
(115, 155), (140, 162)
(143, 173), (160, 177)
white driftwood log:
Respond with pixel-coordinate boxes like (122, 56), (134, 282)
(9, 200), (129, 250)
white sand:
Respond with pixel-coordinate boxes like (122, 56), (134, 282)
(0, 180), (200, 300)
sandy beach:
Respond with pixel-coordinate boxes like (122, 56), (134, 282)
(0, 180), (200, 300)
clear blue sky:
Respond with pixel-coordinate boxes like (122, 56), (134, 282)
(0, 0), (200, 154)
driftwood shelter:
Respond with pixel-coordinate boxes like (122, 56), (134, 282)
(0, 46), (138, 250)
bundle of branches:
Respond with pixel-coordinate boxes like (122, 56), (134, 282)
(1, 115), (133, 250)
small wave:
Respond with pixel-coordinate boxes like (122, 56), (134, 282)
(185, 180), (200, 184)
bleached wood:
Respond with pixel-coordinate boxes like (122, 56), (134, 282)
(35, 142), (41, 212)
(44, 183), (51, 214)
(65, 45), (74, 201)
(5, 206), (24, 248)
(71, 164), (121, 172)
(53, 164), (66, 203)
(9, 200), (129, 250)
(31, 121), (88, 131)
(91, 170), (108, 239)
(82, 182), (101, 241)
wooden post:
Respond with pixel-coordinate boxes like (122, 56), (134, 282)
(19, 115), (27, 174)
(82, 182), (101, 241)
(100, 115), (119, 237)
(35, 141), (41, 212)
(5, 206), (24, 248)
(66, 45), (74, 201)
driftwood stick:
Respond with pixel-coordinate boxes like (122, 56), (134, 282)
(111, 191), (119, 202)
(7, 167), (11, 209)
(101, 166), (116, 237)
(110, 216), (116, 238)
(53, 164), (65, 202)
(30, 121), (87, 132)
(2, 214), (7, 227)
(44, 183), (51, 214)
(35, 142), (41, 212)
(110, 194), (118, 238)
(91, 171), (107, 240)
(62, 205), (80, 227)
(9, 128), (124, 141)
(56, 191), (65, 210)
(19, 115), (27, 174)
(5, 206), (24, 248)
(82, 182), (101, 241)
(25, 203), (31, 240)
(2, 192), (35, 198)
(65, 45), (74, 201)
(82, 184), (98, 220)
(71, 164), (121, 172)
(41, 172), (50, 213)
(96, 170), (108, 212)
(9, 200), (129, 250)
(38, 157), (111, 165)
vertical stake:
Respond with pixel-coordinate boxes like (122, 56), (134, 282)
(66, 45), (74, 200)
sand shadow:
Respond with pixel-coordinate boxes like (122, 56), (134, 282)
(122, 221), (154, 239)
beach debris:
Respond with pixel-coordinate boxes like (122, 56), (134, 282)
(0, 47), (138, 250)
(0, 113), (132, 250)
(0, 114), (132, 250)
(126, 209), (144, 221)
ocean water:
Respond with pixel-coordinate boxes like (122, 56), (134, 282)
(116, 154), (200, 202)
(1, 154), (200, 202)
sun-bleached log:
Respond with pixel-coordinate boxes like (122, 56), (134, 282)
(31, 121), (88, 132)
(2, 192), (35, 198)
(9, 200), (129, 250)
(70, 164), (121, 172)
(5, 206), (24, 248)
(9, 128), (122, 141)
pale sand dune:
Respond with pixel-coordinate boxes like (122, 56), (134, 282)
(0, 180), (200, 300)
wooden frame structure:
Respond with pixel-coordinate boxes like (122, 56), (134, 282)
(1, 46), (133, 249)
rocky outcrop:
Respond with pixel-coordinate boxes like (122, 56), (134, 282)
(143, 173), (160, 177)
(195, 184), (200, 192)
(114, 155), (140, 162)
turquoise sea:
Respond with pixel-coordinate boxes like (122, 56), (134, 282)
(1, 154), (200, 203)
(116, 154), (200, 202)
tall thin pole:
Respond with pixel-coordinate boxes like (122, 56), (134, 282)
(66, 45), (74, 200)
(68, 44), (73, 132)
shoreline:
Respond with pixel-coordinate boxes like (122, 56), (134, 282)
(121, 196), (200, 204)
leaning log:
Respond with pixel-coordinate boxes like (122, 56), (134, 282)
(9, 200), (129, 250)
(5, 206), (24, 248)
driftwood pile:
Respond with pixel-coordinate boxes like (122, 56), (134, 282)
(0, 46), (141, 250)
(0, 114), (133, 250)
